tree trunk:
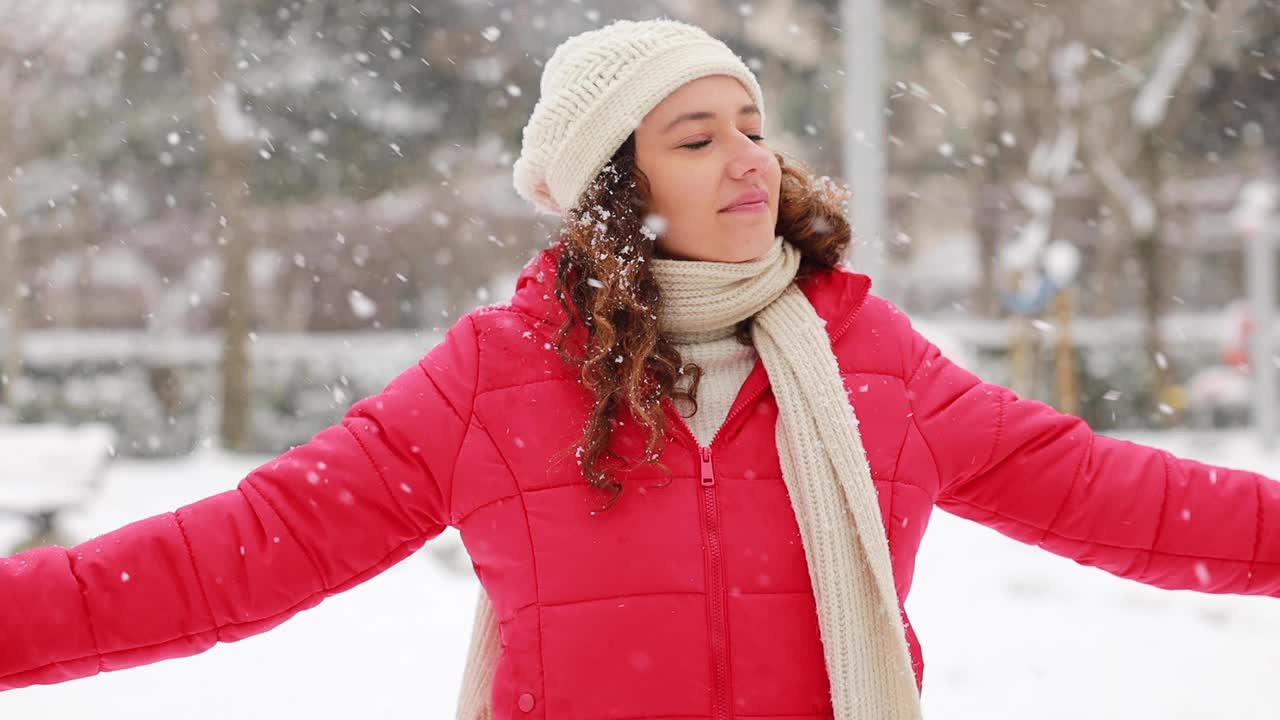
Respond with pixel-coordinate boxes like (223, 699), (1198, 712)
(0, 61), (23, 421)
(0, 211), (22, 422)
(170, 2), (254, 450)
(973, 183), (1003, 316)
(1134, 227), (1173, 412)
(1093, 219), (1121, 316)
(967, 2), (1011, 318)
(214, 155), (253, 451)
(1134, 133), (1173, 418)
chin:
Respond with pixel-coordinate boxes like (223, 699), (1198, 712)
(731, 234), (776, 262)
(713, 220), (777, 261)
(714, 247), (768, 264)
(661, 229), (775, 263)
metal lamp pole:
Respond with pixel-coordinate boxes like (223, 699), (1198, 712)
(841, 0), (889, 298)
(1249, 224), (1277, 450)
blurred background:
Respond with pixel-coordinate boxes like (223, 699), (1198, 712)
(0, 0), (1277, 454)
(0, 1), (1278, 718)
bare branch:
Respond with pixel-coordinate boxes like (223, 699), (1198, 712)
(1082, 138), (1157, 235)
(1132, 4), (1208, 129)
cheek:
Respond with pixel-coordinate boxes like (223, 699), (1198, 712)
(650, 168), (708, 218)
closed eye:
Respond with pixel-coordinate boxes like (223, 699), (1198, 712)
(681, 135), (766, 150)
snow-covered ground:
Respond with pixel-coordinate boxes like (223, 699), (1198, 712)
(1, 429), (1277, 718)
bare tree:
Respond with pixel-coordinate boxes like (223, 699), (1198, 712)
(916, 0), (1262, 415)
(1077, 0), (1254, 411)
(0, 1), (127, 418)
(0, 62), (21, 420)
(169, 0), (257, 450)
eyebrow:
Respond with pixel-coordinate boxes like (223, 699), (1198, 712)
(662, 104), (761, 134)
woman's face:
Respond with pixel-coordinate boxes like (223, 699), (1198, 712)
(633, 75), (780, 263)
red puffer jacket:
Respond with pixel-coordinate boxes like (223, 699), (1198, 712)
(3, 244), (1278, 719)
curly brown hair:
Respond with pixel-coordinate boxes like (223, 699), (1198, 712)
(550, 133), (854, 508)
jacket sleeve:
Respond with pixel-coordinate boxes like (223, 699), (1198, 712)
(0, 314), (479, 691)
(905, 321), (1280, 597)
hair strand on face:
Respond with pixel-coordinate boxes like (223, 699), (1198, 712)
(548, 133), (854, 510)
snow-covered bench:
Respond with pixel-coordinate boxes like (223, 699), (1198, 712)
(0, 423), (116, 552)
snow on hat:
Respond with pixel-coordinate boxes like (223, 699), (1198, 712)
(512, 18), (766, 217)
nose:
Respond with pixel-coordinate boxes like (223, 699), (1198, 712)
(726, 132), (771, 179)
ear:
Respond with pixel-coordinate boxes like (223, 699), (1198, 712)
(532, 180), (564, 217)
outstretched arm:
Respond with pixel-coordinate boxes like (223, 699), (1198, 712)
(0, 315), (479, 690)
(905, 322), (1280, 597)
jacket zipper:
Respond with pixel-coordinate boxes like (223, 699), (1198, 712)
(665, 389), (763, 720)
(698, 445), (730, 720)
(661, 283), (869, 719)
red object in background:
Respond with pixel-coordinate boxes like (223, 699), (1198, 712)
(1224, 309), (1255, 369)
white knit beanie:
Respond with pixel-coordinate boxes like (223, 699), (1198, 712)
(512, 18), (767, 217)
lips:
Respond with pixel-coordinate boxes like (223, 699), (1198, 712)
(720, 188), (769, 212)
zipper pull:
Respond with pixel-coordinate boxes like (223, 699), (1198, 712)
(700, 447), (715, 487)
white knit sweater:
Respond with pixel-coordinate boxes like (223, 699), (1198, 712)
(671, 328), (759, 446)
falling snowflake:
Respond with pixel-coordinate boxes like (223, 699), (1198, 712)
(643, 213), (668, 237)
(348, 290), (378, 319)
(1194, 562), (1211, 586)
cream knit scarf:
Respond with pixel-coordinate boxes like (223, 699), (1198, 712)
(456, 237), (922, 719)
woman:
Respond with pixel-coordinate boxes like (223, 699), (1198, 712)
(1, 18), (1277, 720)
